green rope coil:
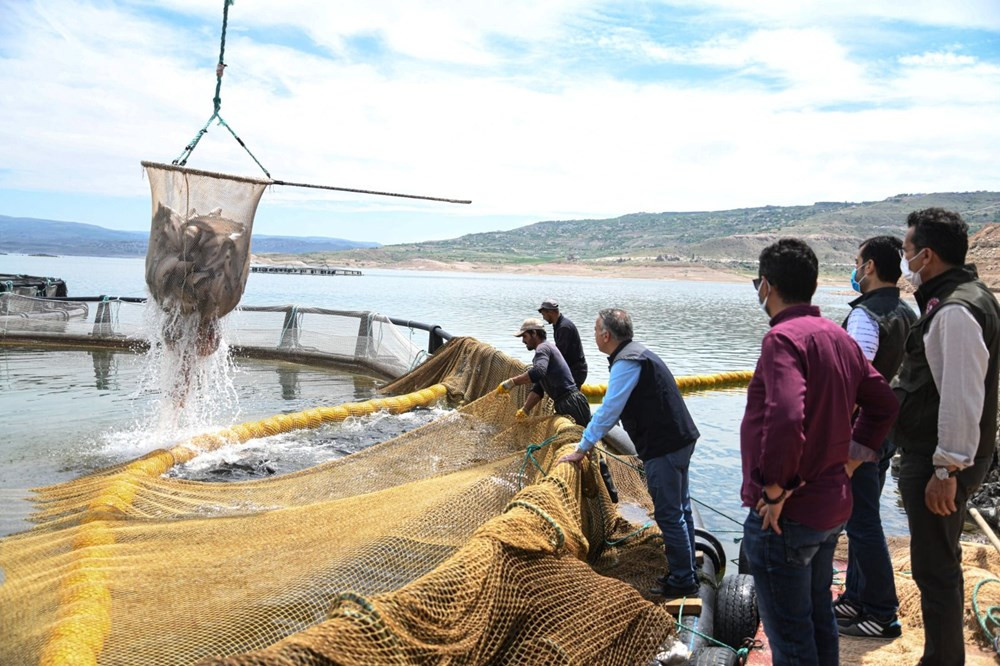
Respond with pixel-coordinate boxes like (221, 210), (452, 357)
(972, 578), (1000, 654)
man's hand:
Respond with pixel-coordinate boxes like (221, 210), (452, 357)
(845, 459), (862, 478)
(496, 378), (515, 395)
(925, 476), (958, 516)
(514, 408), (527, 420)
(755, 485), (791, 535)
(557, 450), (588, 468)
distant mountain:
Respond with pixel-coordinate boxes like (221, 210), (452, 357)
(0, 215), (381, 257)
(307, 191), (1000, 270)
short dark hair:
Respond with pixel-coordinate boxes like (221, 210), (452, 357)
(859, 235), (903, 283)
(758, 238), (818, 304)
(906, 208), (968, 266)
(533, 328), (547, 341)
(598, 308), (633, 341)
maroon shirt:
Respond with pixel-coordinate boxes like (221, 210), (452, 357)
(740, 305), (899, 530)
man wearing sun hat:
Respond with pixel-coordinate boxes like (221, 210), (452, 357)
(538, 299), (588, 389)
(496, 317), (591, 427)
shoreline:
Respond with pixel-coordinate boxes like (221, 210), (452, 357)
(251, 255), (854, 287)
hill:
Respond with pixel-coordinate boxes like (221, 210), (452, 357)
(0, 215), (380, 257)
(284, 192), (1000, 273)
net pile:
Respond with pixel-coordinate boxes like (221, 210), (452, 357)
(0, 337), (676, 666)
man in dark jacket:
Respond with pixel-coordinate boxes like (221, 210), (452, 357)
(835, 235), (917, 639)
(741, 238), (898, 665)
(538, 299), (588, 389)
(893, 208), (1000, 666)
(557, 308), (700, 598)
(496, 318), (591, 427)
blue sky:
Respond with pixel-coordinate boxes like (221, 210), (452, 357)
(1, 1), (998, 245)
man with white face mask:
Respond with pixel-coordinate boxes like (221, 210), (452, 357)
(892, 208), (1000, 666)
(741, 239), (898, 665)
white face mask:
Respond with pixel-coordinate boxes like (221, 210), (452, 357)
(757, 279), (771, 316)
(900, 249), (926, 288)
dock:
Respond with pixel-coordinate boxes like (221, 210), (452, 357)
(251, 265), (362, 277)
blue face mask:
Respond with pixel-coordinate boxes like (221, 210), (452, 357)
(850, 267), (862, 293)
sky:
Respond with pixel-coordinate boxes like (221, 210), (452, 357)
(1, 1), (999, 245)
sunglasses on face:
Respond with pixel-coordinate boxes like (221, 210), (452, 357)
(752, 277), (763, 291)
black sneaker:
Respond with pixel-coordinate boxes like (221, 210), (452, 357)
(649, 579), (700, 598)
(832, 594), (861, 625)
(838, 614), (902, 639)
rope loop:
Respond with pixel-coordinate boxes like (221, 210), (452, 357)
(503, 500), (565, 551)
(972, 578), (1000, 654)
(517, 435), (558, 489)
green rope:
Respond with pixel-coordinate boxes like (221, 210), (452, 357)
(504, 500), (565, 551)
(691, 495), (744, 527)
(595, 444), (644, 475)
(172, 0), (270, 177)
(605, 520), (654, 546)
(673, 621), (752, 662)
(972, 578), (1000, 654)
(518, 435), (558, 489)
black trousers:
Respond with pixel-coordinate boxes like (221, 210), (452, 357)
(898, 452), (983, 666)
(553, 389), (591, 428)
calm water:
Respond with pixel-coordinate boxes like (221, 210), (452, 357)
(0, 254), (911, 550)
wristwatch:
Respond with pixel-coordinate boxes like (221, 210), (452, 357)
(934, 467), (957, 480)
(761, 488), (787, 505)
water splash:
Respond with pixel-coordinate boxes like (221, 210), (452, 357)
(131, 303), (242, 439)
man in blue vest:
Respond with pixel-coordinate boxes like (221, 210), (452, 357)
(835, 235), (916, 639)
(892, 208), (1000, 665)
(557, 308), (701, 598)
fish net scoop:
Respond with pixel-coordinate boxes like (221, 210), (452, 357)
(143, 161), (269, 351)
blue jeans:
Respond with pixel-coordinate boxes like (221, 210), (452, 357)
(843, 445), (898, 618)
(644, 443), (696, 587)
(743, 511), (844, 666)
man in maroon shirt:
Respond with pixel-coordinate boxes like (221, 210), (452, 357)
(740, 239), (898, 666)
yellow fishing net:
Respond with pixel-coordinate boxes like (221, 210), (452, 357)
(0, 338), (678, 666)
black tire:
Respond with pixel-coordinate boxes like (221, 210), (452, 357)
(737, 540), (750, 575)
(713, 573), (759, 650)
(690, 646), (739, 666)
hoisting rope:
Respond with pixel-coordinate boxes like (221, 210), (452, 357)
(170, 0), (471, 205)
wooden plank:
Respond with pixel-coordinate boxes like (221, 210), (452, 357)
(658, 596), (702, 617)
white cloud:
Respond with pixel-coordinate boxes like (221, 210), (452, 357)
(0, 0), (998, 243)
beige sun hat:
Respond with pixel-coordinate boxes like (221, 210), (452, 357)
(514, 318), (546, 337)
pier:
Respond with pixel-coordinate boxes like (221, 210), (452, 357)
(250, 265), (362, 277)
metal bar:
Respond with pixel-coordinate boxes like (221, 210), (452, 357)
(271, 179), (471, 205)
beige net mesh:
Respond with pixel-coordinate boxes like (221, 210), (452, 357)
(0, 337), (676, 666)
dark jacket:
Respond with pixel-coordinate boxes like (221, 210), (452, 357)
(553, 314), (588, 388)
(609, 340), (699, 461)
(842, 286), (917, 381)
(892, 266), (1000, 483)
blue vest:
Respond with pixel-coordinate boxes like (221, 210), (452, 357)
(609, 340), (700, 460)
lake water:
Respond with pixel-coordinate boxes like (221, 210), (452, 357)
(0, 253), (912, 552)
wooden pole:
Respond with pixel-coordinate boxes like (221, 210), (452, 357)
(968, 507), (1000, 556)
